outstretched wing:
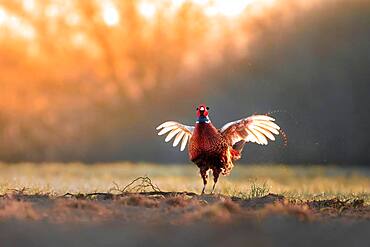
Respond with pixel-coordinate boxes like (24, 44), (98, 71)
(220, 115), (280, 146)
(156, 121), (194, 151)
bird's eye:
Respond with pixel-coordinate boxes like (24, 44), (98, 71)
(196, 107), (199, 110)
(206, 107), (209, 110)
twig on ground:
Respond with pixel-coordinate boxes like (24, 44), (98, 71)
(59, 176), (163, 199)
(120, 176), (161, 193)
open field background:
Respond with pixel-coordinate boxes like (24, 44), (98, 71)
(0, 163), (369, 247)
(1, 163), (369, 201)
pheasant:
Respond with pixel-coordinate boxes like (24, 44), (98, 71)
(156, 104), (281, 194)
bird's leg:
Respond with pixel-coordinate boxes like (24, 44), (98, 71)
(200, 168), (209, 195)
(211, 169), (220, 194)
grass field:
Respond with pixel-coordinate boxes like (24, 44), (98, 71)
(0, 162), (369, 201)
(0, 163), (369, 247)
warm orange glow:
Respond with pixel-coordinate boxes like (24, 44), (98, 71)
(133, 0), (282, 19)
(0, 6), (36, 39)
(138, 1), (157, 19)
(23, 0), (37, 13)
(204, 0), (254, 17)
(45, 4), (60, 17)
(0, 0), (286, 40)
(102, 1), (120, 26)
(0, 0), (325, 160)
(0, 7), (6, 24)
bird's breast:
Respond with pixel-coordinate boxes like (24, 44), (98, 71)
(189, 123), (226, 161)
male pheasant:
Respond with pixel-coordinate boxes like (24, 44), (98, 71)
(156, 104), (281, 194)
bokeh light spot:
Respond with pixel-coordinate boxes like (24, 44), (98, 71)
(102, 3), (120, 26)
(138, 1), (156, 19)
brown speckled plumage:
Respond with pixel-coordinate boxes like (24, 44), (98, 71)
(188, 121), (239, 194)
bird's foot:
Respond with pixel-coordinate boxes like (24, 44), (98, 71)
(210, 183), (216, 194)
(201, 186), (206, 195)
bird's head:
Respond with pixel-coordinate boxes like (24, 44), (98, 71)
(196, 104), (210, 123)
(196, 104), (209, 117)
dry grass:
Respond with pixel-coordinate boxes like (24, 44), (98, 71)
(0, 163), (368, 247)
(0, 162), (368, 202)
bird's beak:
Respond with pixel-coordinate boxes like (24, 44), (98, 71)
(199, 106), (205, 115)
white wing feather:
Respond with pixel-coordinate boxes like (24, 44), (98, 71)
(165, 128), (182, 142)
(156, 121), (194, 151)
(220, 115), (280, 146)
(173, 131), (185, 147)
(180, 134), (189, 151)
